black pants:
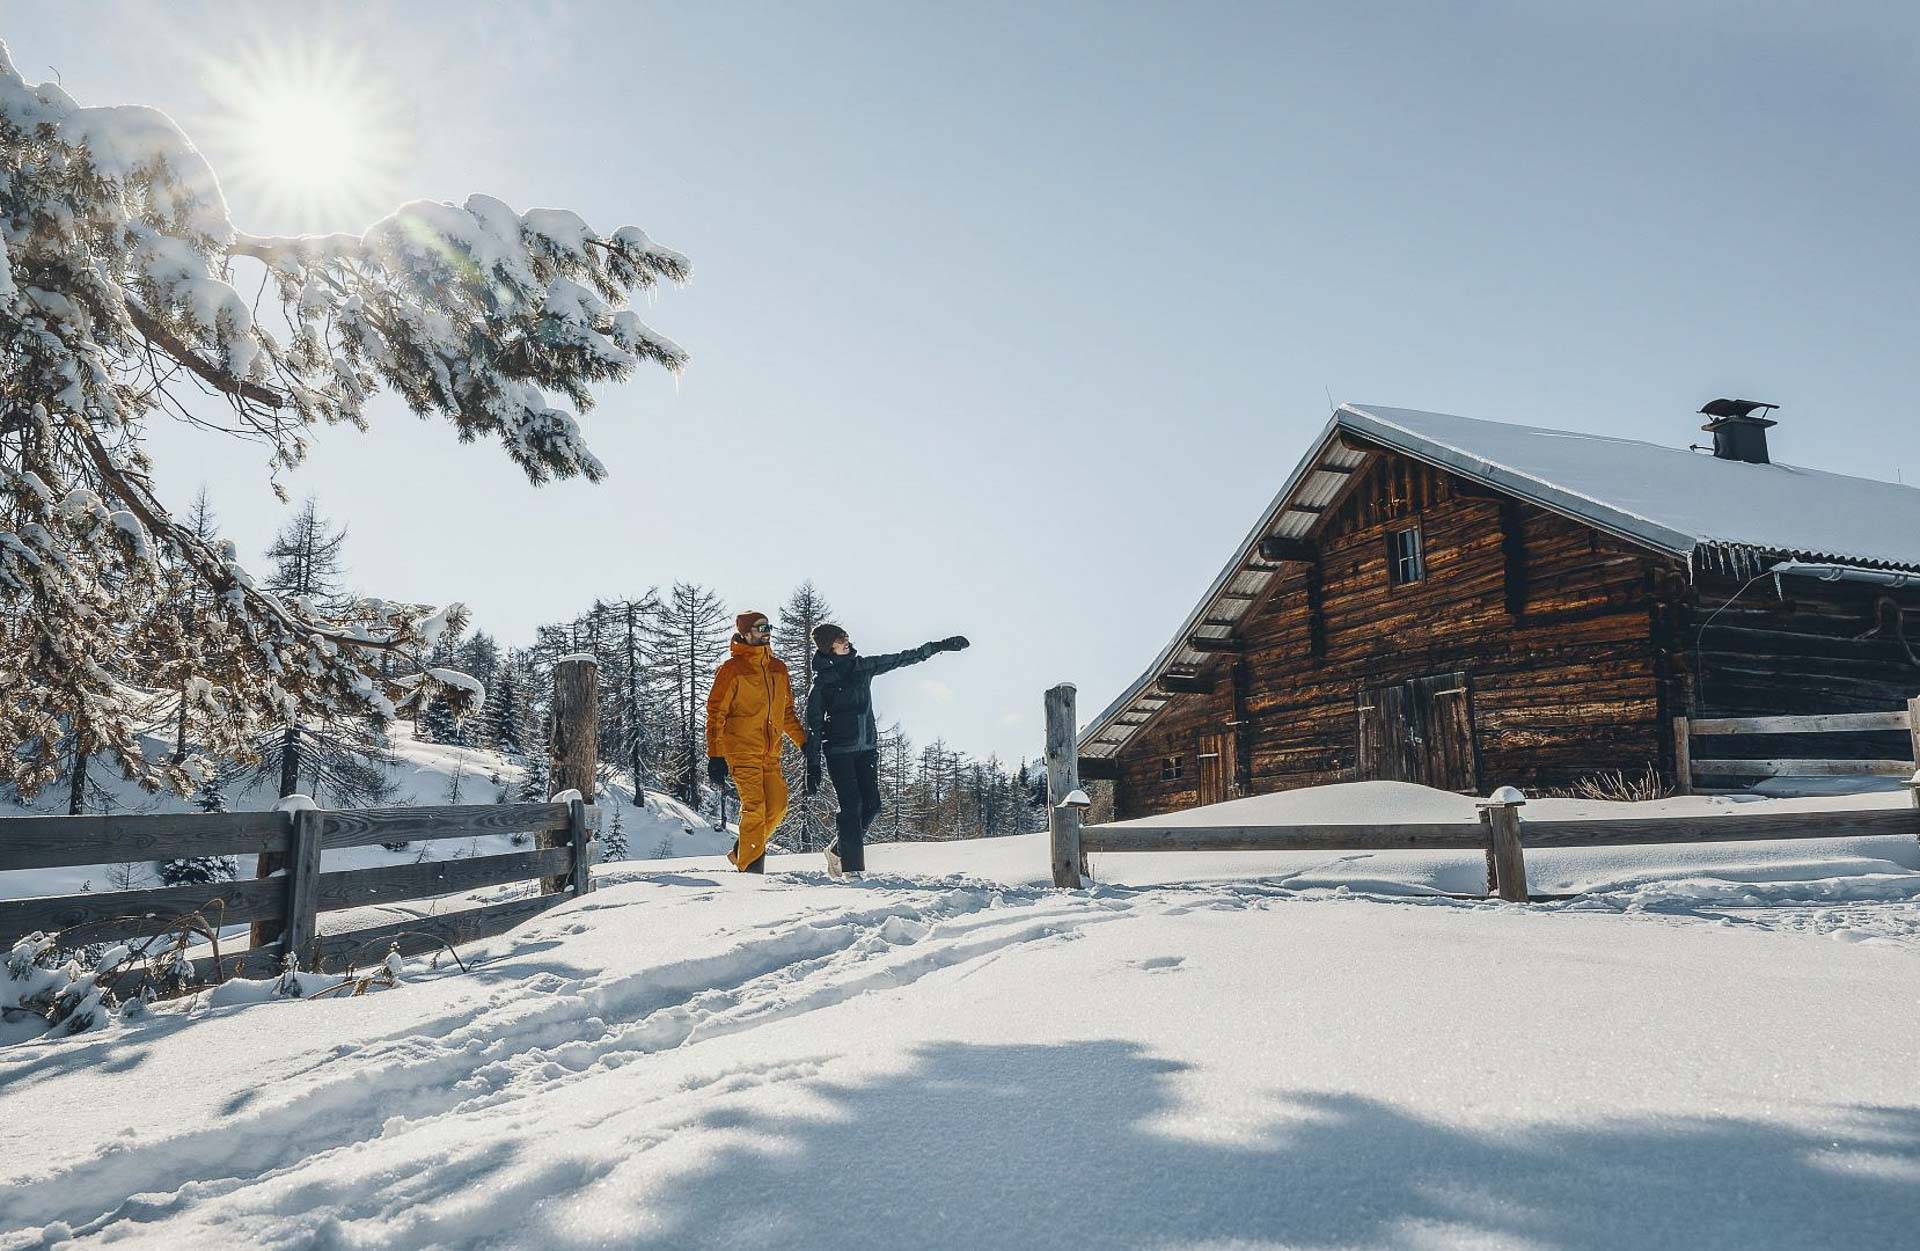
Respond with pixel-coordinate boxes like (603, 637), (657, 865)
(826, 749), (882, 872)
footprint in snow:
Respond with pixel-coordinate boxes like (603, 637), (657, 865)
(1130, 955), (1185, 974)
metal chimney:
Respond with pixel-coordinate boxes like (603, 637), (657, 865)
(1698, 398), (1778, 465)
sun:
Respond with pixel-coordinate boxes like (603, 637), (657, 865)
(197, 41), (410, 232)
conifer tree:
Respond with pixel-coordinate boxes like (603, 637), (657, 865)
(0, 49), (687, 801)
(160, 775), (237, 885)
(646, 583), (727, 805)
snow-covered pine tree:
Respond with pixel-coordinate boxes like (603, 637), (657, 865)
(773, 580), (835, 851)
(488, 652), (526, 755)
(160, 773), (238, 885)
(603, 803), (627, 861)
(0, 49), (686, 803)
(517, 711), (553, 802)
(248, 500), (405, 805)
(646, 583), (728, 805)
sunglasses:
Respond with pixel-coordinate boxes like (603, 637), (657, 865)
(748, 622), (773, 633)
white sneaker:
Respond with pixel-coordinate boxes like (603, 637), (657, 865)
(824, 838), (843, 879)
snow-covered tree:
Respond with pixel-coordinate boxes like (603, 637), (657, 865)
(0, 47), (687, 803)
(603, 803), (628, 861)
(159, 773), (237, 885)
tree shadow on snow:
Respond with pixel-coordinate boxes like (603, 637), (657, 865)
(588, 1039), (1918, 1250)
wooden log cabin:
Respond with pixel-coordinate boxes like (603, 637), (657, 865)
(1079, 402), (1920, 818)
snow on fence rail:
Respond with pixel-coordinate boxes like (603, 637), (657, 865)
(1043, 682), (1920, 899)
(0, 800), (598, 983)
(1672, 699), (1920, 792)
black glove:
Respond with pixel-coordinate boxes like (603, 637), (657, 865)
(707, 756), (728, 787)
(935, 635), (970, 652)
(805, 757), (822, 796)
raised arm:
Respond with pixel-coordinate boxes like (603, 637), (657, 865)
(856, 635), (969, 678)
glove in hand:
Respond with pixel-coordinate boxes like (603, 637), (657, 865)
(707, 756), (728, 787)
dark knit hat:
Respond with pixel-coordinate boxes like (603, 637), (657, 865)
(736, 611), (769, 637)
(812, 622), (848, 650)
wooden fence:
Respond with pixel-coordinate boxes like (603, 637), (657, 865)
(1673, 698), (1920, 792)
(1045, 682), (1920, 898)
(0, 800), (598, 981)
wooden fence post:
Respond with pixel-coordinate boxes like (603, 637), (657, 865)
(546, 656), (599, 894)
(1045, 683), (1084, 888)
(567, 798), (594, 896)
(249, 807), (296, 953)
(1907, 696), (1919, 772)
(1477, 787), (1529, 903)
(1672, 716), (1692, 796)
(281, 807), (323, 969)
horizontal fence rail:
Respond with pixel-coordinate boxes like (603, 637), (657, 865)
(1074, 785), (1920, 902)
(0, 800), (598, 988)
(1675, 698), (1920, 793)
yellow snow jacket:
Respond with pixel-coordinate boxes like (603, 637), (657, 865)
(706, 638), (806, 763)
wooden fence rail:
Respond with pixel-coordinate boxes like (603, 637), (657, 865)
(1072, 786), (1920, 902)
(1674, 698), (1920, 793)
(0, 799), (599, 982)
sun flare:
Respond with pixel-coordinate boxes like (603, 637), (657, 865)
(198, 41), (409, 232)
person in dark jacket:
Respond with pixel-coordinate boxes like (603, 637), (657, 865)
(804, 624), (968, 876)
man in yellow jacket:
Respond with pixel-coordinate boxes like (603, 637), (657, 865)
(706, 611), (806, 873)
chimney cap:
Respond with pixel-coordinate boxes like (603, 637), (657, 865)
(1699, 397), (1778, 427)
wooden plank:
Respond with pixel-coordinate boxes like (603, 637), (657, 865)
(1520, 808), (1920, 846)
(317, 803), (570, 850)
(1186, 636), (1242, 653)
(1482, 801), (1528, 902)
(1688, 711), (1913, 735)
(282, 809), (324, 970)
(314, 847), (572, 913)
(1910, 696), (1920, 770)
(0, 876), (286, 946)
(0, 809), (288, 873)
(309, 893), (570, 973)
(1081, 823), (1490, 853)
(1689, 758), (1915, 778)
(567, 800), (593, 896)
(1672, 716), (1692, 795)
(1156, 675), (1214, 695)
(1046, 683), (1084, 887)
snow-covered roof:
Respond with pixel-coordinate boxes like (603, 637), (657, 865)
(1341, 404), (1920, 573)
(1081, 403), (1920, 762)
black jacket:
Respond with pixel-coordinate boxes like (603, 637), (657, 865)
(804, 644), (937, 765)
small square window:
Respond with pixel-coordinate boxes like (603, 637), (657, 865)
(1160, 755), (1184, 781)
(1388, 526), (1425, 585)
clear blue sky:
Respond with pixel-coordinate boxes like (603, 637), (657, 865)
(10, 3), (1917, 762)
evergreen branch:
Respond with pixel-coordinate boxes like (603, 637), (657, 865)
(123, 300), (285, 409)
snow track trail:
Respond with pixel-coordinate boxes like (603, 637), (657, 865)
(0, 873), (1146, 1247)
(4, 863), (1918, 1250)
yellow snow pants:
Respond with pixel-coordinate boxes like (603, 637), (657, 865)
(726, 756), (788, 871)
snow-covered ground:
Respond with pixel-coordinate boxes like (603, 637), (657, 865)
(4, 780), (1919, 1248)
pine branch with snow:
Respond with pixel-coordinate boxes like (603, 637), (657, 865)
(0, 45), (686, 802)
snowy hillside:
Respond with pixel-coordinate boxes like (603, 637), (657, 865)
(0, 724), (734, 903)
(3, 781), (1919, 1247)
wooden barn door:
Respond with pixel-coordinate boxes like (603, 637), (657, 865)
(1195, 731), (1232, 806)
(1356, 672), (1478, 792)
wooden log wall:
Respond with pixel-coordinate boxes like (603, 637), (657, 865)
(1112, 450), (1687, 817)
(1684, 571), (1920, 768)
